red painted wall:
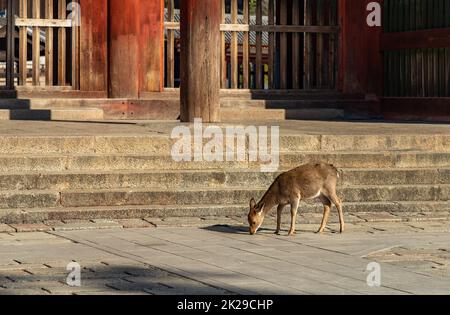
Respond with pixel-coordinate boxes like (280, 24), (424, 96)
(108, 0), (164, 98)
(80, 0), (108, 93)
(339, 0), (383, 97)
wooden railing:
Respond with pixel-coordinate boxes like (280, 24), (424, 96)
(164, 0), (339, 90)
(15, 0), (80, 89)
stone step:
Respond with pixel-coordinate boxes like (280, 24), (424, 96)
(1, 201), (449, 224)
(0, 134), (448, 154)
(0, 108), (104, 121)
(220, 108), (286, 122)
(0, 185), (448, 210)
(0, 168), (448, 191)
(221, 99), (369, 109)
(0, 98), (126, 110)
(0, 151), (449, 172)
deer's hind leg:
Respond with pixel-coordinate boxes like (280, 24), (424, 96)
(322, 185), (345, 234)
(288, 197), (300, 237)
(317, 195), (332, 234)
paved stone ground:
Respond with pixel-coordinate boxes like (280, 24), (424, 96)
(0, 215), (449, 295)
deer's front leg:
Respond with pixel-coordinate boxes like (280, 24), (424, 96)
(288, 198), (300, 236)
(275, 204), (286, 235)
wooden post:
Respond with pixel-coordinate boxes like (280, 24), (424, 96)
(180, 0), (221, 123)
(6, 0), (14, 89)
(79, 0), (108, 93)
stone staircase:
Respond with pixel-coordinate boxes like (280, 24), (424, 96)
(0, 90), (379, 122)
(0, 132), (449, 224)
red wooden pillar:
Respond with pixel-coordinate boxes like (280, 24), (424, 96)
(79, 0), (108, 94)
(180, 0), (221, 123)
(108, 0), (164, 98)
(339, 0), (383, 97)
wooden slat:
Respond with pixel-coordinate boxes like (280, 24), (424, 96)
(242, 0), (249, 89)
(279, 0), (287, 89)
(71, 0), (80, 90)
(6, 0), (14, 88)
(268, 0), (275, 89)
(316, 0), (324, 88)
(58, 0), (67, 86)
(220, 0), (227, 88)
(19, 0), (27, 86)
(166, 0), (175, 87)
(304, 0), (312, 89)
(255, 0), (263, 89)
(32, 0), (41, 86)
(45, 0), (54, 86)
(167, 22), (340, 33)
(292, 0), (300, 89)
(230, 0), (238, 89)
(221, 24), (339, 33)
(329, 0), (337, 88)
(15, 18), (72, 27)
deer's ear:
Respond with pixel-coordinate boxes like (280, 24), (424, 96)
(250, 198), (256, 209)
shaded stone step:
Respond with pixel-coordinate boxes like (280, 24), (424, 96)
(0, 151), (449, 172)
(50, 185), (450, 208)
(0, 133), (448, 154)
(0, 190), (60, 209)
(1, 201), (449, 224)
(0, 168), (449, 191)
(0, 109), (104, 121)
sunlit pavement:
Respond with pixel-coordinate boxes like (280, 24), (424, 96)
(0, 218), (449, 295)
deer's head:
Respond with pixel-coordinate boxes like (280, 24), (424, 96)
(248, 198), (265, 235)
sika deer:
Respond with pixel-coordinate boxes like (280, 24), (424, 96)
(248, 163), (344, 236)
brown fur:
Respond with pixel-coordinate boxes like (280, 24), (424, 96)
(248, 163), (344, 236)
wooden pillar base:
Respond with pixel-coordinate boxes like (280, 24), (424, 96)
(180, 0), (221, 123)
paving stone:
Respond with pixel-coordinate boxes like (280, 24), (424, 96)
(2, 219), (450, 295)
(52, 220), (123, 231)
(145, 217), (203, 227)
(356, 212), (402, 222)
(117, 219), (154, 229)
(9, 224), (53, 233)
(0, 224), (15, 233)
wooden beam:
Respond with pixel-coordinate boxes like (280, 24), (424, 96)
(32, 0), (41, 86)
(15, 18), (72, 27)
(255, 0), (263, 89)
(242, 0), (249, 89)
(6, 0), (14, 89)
(381, 28), (450, 51)
(230, 0), (238, 89)
(71, 0), (80, 90)
(19, 0), (27, 86)
(166, 22), (340, 33)
(58, 0), (67, 86)
(180, 0), (221, 122)
(45, 0), (54, 86)
(166, 0), (175, 88)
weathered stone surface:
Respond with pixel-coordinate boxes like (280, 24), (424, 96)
(0, 191), (60, 209)
(9, 223), (53, 233)
(0, 224), (15, 233)
(0, 120), (449, 225)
